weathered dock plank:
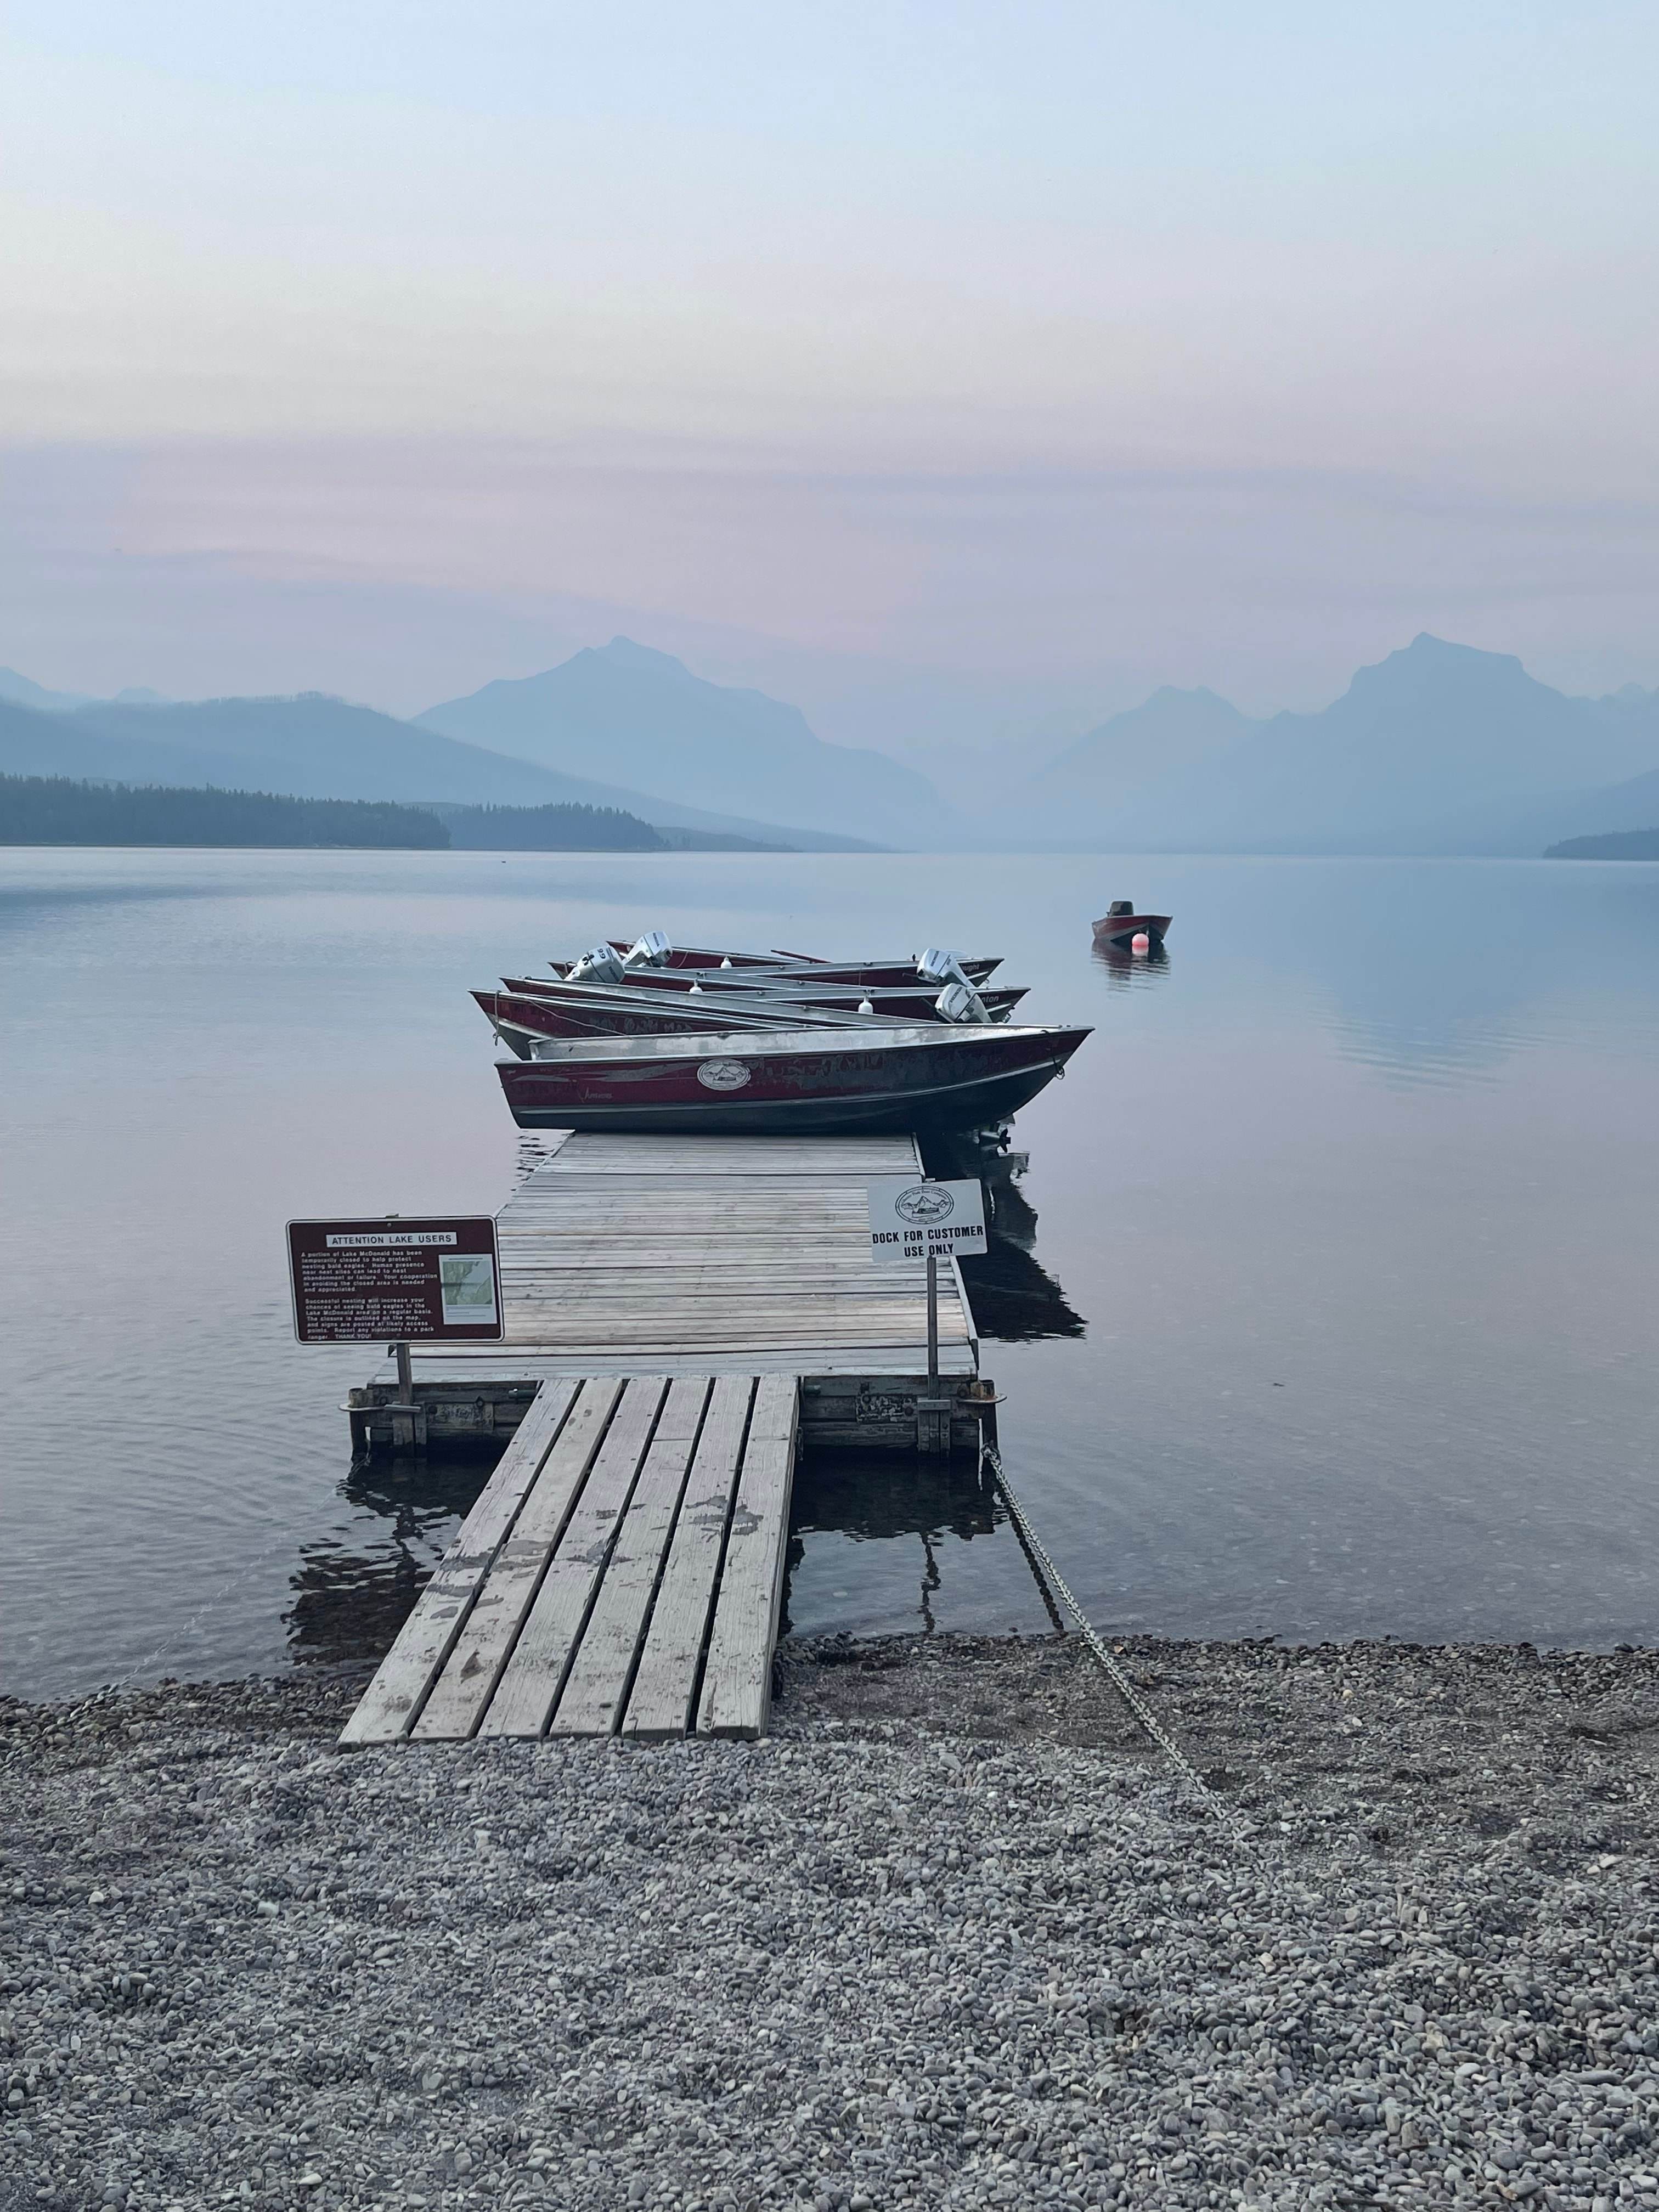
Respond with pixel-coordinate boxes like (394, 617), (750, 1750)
(697, 1375), (801, 1740)
(549, 1375), (714, 1738)
(620, 1375), (755, 1741)
(372, 1130), (976, 1387)
(479, 1376), (670, 1738)
(411, 1377), (624, 1741)
(337, 1378), (580, 1745)
(341, 1370), (794, 1746)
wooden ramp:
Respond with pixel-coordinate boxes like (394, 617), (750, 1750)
(376, 1130), (976, 1383)
(341, 1371), (798, 1746)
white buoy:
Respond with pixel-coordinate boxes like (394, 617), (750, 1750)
(1131, 932), (1151, 955)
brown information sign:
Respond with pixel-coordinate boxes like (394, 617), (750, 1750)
(286, 1217), (503, 1344)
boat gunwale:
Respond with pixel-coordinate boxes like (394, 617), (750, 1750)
(503, 1020), (1091, 1067)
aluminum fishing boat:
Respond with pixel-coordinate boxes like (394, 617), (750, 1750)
(495, 973), (1026, 1020)
(494, 1022), (1092, 1135)
(477, 986), (900, 1052)
(575, 939), (1002, 987)
(1091, 902), (1172, 946)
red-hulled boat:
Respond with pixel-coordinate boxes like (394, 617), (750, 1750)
(494, 1022), (1091, 1135)
(1091, 902), (1172, 946)
(582, 940), (1002, 987)
(476, 986), (894, 1051)
(495, 974), (1027, 1022)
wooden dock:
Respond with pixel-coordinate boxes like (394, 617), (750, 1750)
(341, 1131), (992, 1745)
(342, 1370), (798, 1744)
(346, 1131), (985, 1453)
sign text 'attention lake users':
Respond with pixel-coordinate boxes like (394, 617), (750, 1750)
(286, 1217), (502, 1343)
(866, 1177), (987, 1266)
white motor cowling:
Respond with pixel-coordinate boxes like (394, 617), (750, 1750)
(568, 942), (628, 984)
(624, 930), (672, 969)
(936, 981), (991, 1024)
(918, 946), (972, 991)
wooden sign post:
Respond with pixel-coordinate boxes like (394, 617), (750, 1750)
(866, 1177), (987, 1452)
(286, 1216), (503, 1453)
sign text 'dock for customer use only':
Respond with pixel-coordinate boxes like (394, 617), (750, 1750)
(866, 1177), (987, 1266)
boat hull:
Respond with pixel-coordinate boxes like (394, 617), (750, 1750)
(589, 944), (1000, 986)
(494, 1025), (1091, 1135)
(496, 978), (1026, 1022)
(477, 988), (812, 1045)
(1091, 912), (1172, 945)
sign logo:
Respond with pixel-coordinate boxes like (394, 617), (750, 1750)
(895, 1182), (955, 1224)
(697, 1057), (753, 1091)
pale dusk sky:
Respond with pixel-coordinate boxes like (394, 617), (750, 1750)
(3, 1), (1654, 765)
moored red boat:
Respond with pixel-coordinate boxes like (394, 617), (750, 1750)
(578, 940), (1002, 987)
(476, 986), (898, 1052)
(495, 974), (1026, 1020)
(1091, 902), (1172, 946)
(494, 1022), (1091, 1135)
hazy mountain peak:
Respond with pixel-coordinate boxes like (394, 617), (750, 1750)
(1028, 633), (1659, 855)
(0, 669), (172, 712)
(1025, 680), (1256, 809)
(597, 635), (684, 672)
(0, 668), (95, 713)
(1341, 632), (1536, 711)
(414, 639), (963, 844)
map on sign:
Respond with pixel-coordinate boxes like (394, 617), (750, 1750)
(286, 1217), (503, 1342)
(866, 1176), (987, 1266)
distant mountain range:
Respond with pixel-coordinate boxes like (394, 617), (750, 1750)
(415, 637), (966, 845)
(0, 669), (171, 712)
(1019, 636), (1659, 855)
(4, 633), (1655, 858)
(0, 685), (882, 853)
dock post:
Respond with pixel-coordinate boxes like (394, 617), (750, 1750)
(917, 1254), (951, 1454)
(388, 1340), (425, 1454)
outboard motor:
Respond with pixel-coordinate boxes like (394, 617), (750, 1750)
(623, 930), (672, 969)
(567, 941), (628, 985)
(936, 981), (992, 1024)
(918, 946), (972, 991)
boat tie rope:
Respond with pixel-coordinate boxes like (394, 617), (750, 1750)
(980, 1437), (1244, 1832)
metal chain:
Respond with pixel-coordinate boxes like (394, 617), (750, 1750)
(981, 1437), (1246, 1832)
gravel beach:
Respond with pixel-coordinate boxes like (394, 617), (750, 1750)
(5, 1633), (1659, 2212)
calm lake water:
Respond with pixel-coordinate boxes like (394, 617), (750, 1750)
(2, 848), (1656, 1700)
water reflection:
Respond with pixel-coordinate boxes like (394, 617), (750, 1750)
(285, 1453), (495, 1668)
(923, 1133), (1086, 1342)
(784, 1446), (1001, 1637)
(284, 1437), (1029, 1669)
(1091, 938), (1172, 987)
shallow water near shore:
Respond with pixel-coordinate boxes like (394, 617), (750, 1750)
(1, 846), (1656, 1698)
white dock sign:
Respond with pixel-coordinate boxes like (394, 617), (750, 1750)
(866, 1176), (986, 1265)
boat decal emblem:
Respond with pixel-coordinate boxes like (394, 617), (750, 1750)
(697, 1058), (753, 1091)
(895, 1182), (955, 1224)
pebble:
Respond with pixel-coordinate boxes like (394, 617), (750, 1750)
(2, 1635), (1657, 2210)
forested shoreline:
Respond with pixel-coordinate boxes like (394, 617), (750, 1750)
(0, 776), (683, 851)
(0, 775), (450, 848)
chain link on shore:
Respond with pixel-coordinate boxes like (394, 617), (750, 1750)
(981, 1437), (1246, 1833)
